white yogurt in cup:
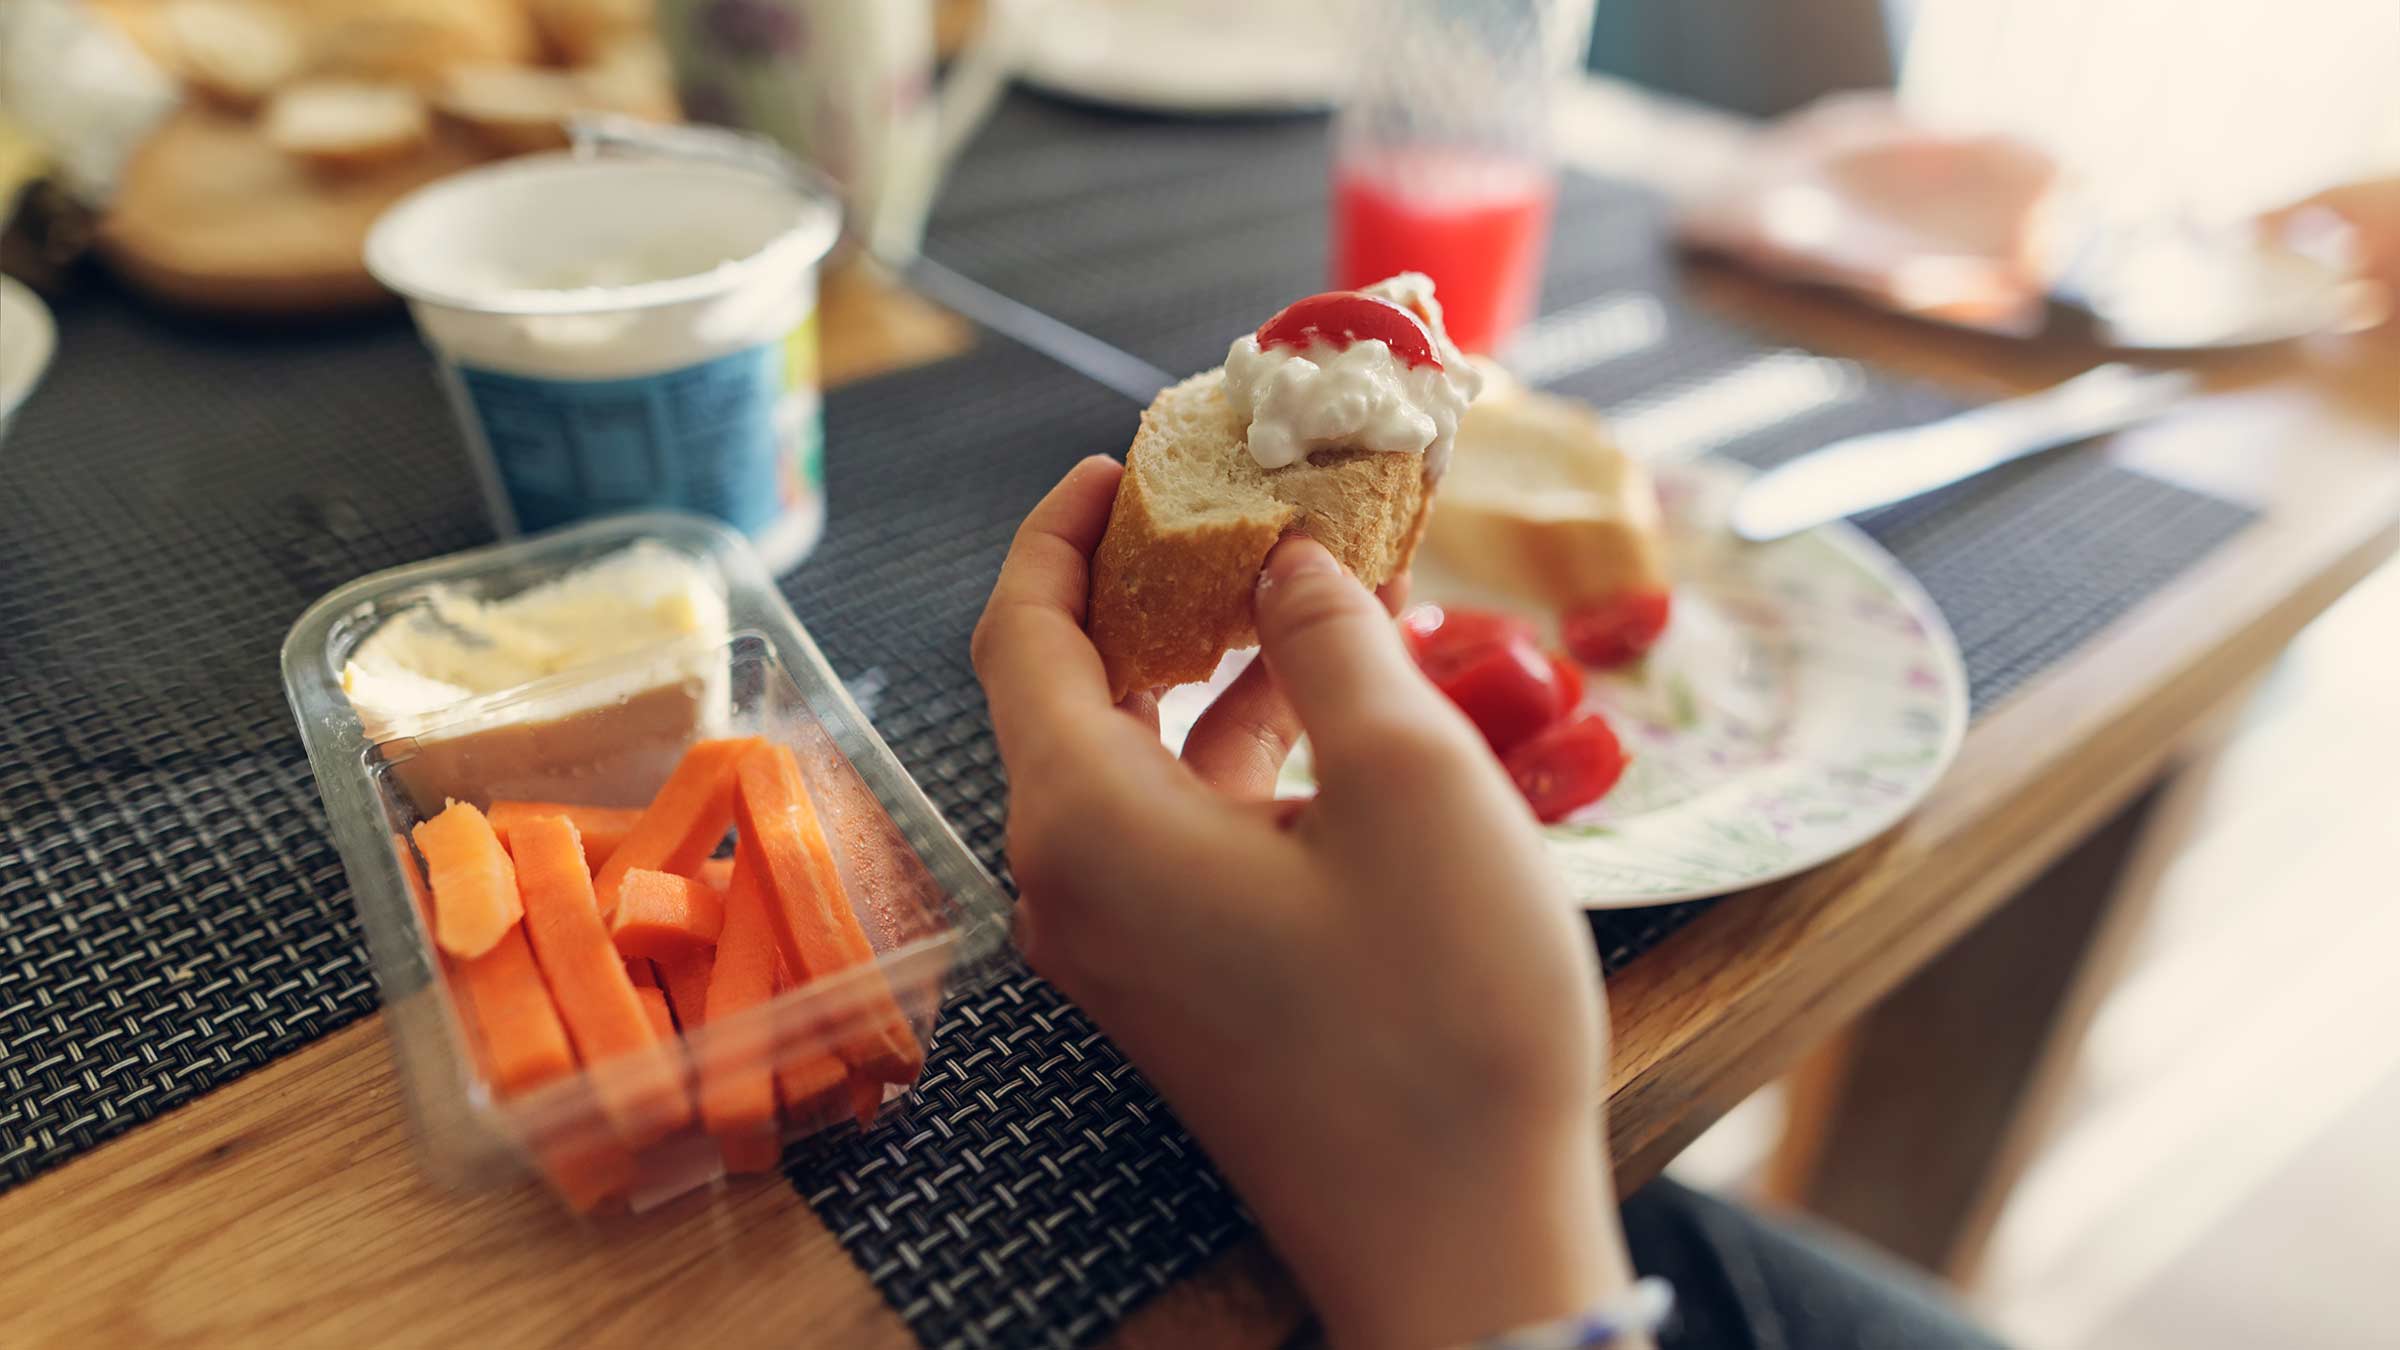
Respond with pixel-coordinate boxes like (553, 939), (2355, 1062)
(367, 144), (841, 573)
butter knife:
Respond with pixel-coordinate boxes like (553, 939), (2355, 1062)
(1727, 364), (2197, 542)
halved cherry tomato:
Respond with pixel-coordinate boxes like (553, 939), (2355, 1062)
(1432, 638), (1567, 753)
(1257, 292), (1443, 369)
(1562, 588), (1672, 669)
(1398, 604), (1539, 683)
(1549, 654), (1586, 713)
(1504, 714), (1628, 823)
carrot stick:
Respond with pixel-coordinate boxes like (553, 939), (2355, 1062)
(773, 1039), (846, 1119)
(763, 935), (849, 1122)
(845, 1074), (886, 1131)
(489, 802), (642, 870)
(453, 925), (576, 1096)
(695, 857), (735, 892)
(412, 801), (523, 959)
(634, 985), (676, 1042)
(626, 958), (658, 988)
(591, 739), (757, 917)
(610, 868), (727, 960)
(511, 813), (690, 1143)
(656, 949), (713, 1032)
(537, 1129), (636, 1214)
(718, 1126), (784, 1176)
(732, 742), (921, 1084)
(696, 840), (780, 1138)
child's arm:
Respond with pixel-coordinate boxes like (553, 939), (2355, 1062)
(975, 458), (1642, 1349)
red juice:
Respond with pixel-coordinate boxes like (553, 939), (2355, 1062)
(1332, 150), (1557, 354)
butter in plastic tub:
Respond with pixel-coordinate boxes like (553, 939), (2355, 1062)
(365, 151), (840, 574)
(282, 512), (1009, 1211)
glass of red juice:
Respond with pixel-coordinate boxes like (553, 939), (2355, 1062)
(1331, 0), (1567, 355)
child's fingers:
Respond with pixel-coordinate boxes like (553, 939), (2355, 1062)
(1180, 656), (1301, 798)
(1251, 538), (1478, 793)
(971, 457), (1143, 768)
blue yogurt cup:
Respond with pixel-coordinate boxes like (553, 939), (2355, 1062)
(367, 150), (841, 573)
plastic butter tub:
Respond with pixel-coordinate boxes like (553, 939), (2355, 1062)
(283, 512), (1008, 1211)
(365, 149), (840, 574)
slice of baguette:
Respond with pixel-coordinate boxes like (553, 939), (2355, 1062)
(431, 64), (587, 153)
(1420, 380), (1668, 610)
(529, 0), (656, 66)
(1088, 370), (1433, 699)
(161, 0), (305, 107)
(262, 80), (431, 172)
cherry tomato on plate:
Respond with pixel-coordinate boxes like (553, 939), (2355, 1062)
(1549, 654), (1586, 713)
(1431, 638), (1569, 753)
(1503, 715), (1628, 823)
(1562, 588), (1672, 670)
(1398, 604), (1538, 683)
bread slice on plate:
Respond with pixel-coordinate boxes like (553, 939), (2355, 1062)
(1421, 376), (1668, 610)
(1088, 370), (1433, 699)
(263, 80), (432, 172)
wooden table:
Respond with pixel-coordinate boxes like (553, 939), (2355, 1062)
(4, 83), (2398, 1350)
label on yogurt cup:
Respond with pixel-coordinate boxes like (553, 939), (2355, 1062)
(453, 324), (822, 541)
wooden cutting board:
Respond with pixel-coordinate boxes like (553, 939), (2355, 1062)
(98, 104), (495, 318)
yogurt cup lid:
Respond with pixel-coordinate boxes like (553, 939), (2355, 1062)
(365, 151), (840, 319)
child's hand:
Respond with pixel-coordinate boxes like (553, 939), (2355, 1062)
(973, 458), (1635, 1348)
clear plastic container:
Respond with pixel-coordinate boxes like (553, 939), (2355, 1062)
(281, 511), (1009, 1211)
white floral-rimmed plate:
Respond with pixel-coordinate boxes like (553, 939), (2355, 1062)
(1159, 460), (1969, 909)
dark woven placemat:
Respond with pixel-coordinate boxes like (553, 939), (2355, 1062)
(0, 89), (2251, 1350)
(0, 297), (489, 1186)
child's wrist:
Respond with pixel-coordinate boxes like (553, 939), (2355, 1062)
(1308, 1130), (1634, 1349)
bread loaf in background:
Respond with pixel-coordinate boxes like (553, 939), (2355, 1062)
(1420, 378), (1669, 610)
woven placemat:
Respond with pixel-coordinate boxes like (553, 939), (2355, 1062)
(0, 295), (490, 1187)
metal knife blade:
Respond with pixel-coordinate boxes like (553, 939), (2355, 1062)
(1727, 364), (2197, 543)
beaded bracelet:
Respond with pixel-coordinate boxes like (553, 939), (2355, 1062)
(1471, 1277), (1676, 1349)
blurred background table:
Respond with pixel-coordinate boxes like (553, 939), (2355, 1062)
(1, 70), (2396, 1350)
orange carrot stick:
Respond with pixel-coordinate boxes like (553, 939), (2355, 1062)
(511, 813), (690, 1143)
(610, 868), (727, 960)
(453, 926), (576, 1096)
(695, 856), (735, 892)
(846, 1074), (886, 1131)
(656, 949), (713, 1032)
(591, 739), (757, 917)
(634, 985), (676, 1042)
(732, 742), (921, 1084)
(626, 958), (658, 987)
(696, 841), (780, 1138)
(412, 801), (523, 959)
(774, 1055), (848, 1120)
(718, 1126), (784, 1176)
(488, 802), (642, 870)
(537, 1128), (636, 1214)
(764, 937), (848, 1122)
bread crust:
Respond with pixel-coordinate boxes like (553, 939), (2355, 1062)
(1421, 487), (1667, 610)
(1417, 383), (1669, 609)
(1088, 374), (1433, 698)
